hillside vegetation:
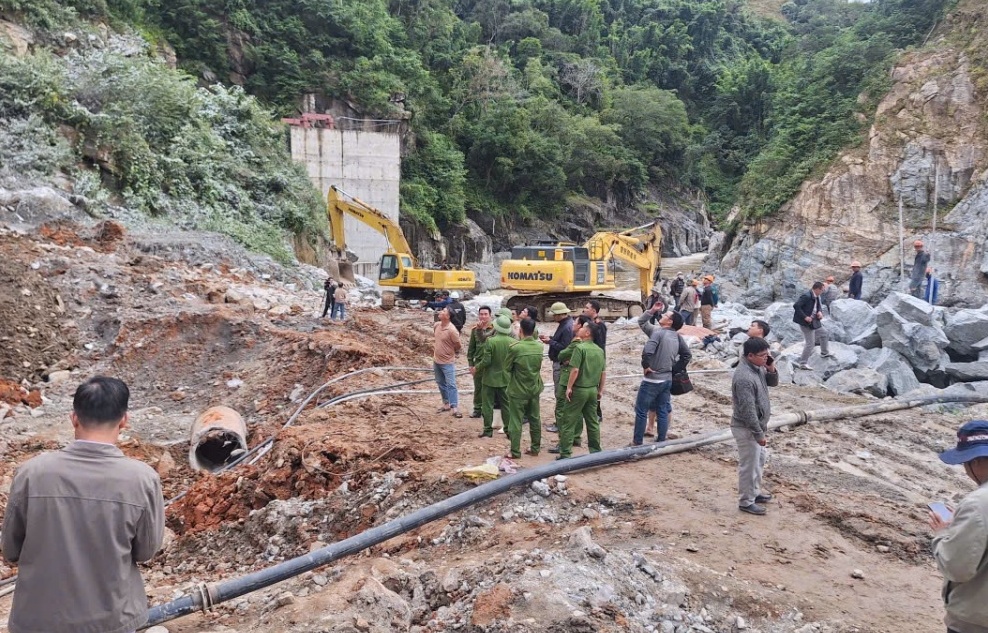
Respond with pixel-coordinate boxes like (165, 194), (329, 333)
(0, 0), (949, 236)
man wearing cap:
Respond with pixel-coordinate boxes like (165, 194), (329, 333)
(931, 420), (988, 633)
(910, 240), (931, 298)
(467, 306), (495, 419)
(820, 276), (840, 314)
(475, 315), (514, 437)
(447, 291), (467, 332)
(504, 318), (544, 458)
(848, 262), (863, 300)
(425, 289), (453, 311)
(670, 272), (685, 309)
(539, 302), (574, 433)
(700, 275), (716, 330)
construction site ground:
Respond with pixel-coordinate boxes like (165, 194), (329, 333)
(0, 219), (982, 633)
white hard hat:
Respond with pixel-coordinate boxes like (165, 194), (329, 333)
(450, 291), (460, 299)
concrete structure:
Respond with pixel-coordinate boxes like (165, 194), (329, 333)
(289, 125), (401, 279)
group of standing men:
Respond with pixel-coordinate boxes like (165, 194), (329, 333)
(433, 301), (608, 460)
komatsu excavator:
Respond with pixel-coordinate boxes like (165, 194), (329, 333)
(499, 220), (662, 319)
(327, 186), (475, 310)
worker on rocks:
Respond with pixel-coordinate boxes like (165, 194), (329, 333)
(557, 317), (606, 459)
(504, 317), (544, 458)
(475, 314), (514, 438)
(467, 305), (495, 419)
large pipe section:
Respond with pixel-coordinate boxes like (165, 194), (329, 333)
(143, 393), (988, 627)
(188, 406), (248, 472)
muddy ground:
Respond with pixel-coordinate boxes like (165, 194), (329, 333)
(0, 219), (983, 633)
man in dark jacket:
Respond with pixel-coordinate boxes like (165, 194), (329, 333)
(322, 277), (337, 318)
(631, 304), (690, 445)
(848, 261), (863, 300)
(910, 240), (931, 298)
(447, 291), (467, 332)
(793, 281), (833, 370)
(670, 273), (685, 309)
(539, 302), (574, 433)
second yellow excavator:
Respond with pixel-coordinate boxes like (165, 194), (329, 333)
(499, 220), (662, 319)
(327, 186), (475, 309)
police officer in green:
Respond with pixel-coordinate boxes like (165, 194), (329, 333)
(548, 315), (585, 454)
(467, 306), (495, 418)
(474, 315), (514, 438)
(504, 317), (544, 457)
(557, 318), (606, 459)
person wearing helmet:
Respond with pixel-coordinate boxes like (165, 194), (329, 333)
(848, 261), (863, 300)
(447, 291), (466, 332)
(931, 420), (988, 633)
(539, 302), (574, 433)
(820, 275), (839, 314)
(910, 240), (930, 298)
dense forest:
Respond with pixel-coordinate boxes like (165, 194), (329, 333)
(1, 0), (948, 234)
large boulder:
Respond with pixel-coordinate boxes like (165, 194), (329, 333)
(829, 299), (881, 348)
(824, 368), (888, 398)
(823, 318), (848, 344)
(876, 293), (950, 372)
(858, 347), (921, 396)
(945, 361), (988, 382)
(764, 302), (804, 346)
(780, 341), (861, 379)
(944, 307), (988, 359)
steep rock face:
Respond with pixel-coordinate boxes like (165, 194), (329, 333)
(719, 2), (988, 308)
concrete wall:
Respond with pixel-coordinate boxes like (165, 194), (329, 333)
(290, 126), (401, 279)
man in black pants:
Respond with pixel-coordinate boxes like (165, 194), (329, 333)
(321, 278), (337, 318)
(583, 300), (607, 423)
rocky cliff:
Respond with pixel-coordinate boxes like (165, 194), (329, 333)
(718, 0), (988, 308)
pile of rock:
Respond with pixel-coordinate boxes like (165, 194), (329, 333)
(709, 293), (988, 399)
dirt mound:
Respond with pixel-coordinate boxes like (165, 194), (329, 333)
(168, 425), (428, 535)
(38, 220), (125, 252)
(0, 233), (73, 381)
(0, 378), (42, 407)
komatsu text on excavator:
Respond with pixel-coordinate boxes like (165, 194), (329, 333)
(499, 221), (662, 320)
(327, 186), (475, 309)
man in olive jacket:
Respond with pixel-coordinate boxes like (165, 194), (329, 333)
(931, 420), (988, 633)
(504, 318), (544, 458)
(1, 376), (164, 633)
(475, 315), (514, 438)
(467, 306), (495, 418)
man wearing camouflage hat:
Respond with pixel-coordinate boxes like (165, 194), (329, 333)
(539, 302), (574, 434)
(474, 314), (514, 438)
(931, 420), (988, 633)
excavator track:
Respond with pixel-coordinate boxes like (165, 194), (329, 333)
(504, 293), (644, 322)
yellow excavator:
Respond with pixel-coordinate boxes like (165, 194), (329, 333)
(327, 185), (476, 310)
(499, 220), (662, 319)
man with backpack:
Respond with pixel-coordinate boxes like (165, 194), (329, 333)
(631, 303), (691, 445)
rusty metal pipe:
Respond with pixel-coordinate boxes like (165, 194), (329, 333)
(188, 406), (248, 473)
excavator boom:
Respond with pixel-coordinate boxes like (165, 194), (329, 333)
(328, 186), (415, 260)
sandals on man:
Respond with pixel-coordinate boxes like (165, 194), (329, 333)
(452, 410), (463, 418)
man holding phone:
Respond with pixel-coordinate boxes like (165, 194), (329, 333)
(930, 420), (988, 633)
(731, 337), (778, 516)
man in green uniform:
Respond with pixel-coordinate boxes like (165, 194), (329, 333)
(548, 316), (583, 454)
(558, 320), (606, 459)
(467, 306), (495, 419)
(474, 315), (514, 438)
(504, 318), (544, 458)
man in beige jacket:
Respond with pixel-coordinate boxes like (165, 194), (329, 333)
(2, 376), (165, 633)
(931, 420), (988, 633)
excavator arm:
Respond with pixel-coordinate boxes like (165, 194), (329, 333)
(327, 185), (415, 262)
(584, 221), (662, 301)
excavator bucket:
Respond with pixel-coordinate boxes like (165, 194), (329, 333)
(326, 258), (356, 285)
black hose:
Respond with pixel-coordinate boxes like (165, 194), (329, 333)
(143, 393), (988, 627)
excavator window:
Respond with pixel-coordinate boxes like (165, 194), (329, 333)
(400, 256), (412, 269)
(380, 255), (399, 280)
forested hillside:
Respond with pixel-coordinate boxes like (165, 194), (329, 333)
(1, 0), (948, 232)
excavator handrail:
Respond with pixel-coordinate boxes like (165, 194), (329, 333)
(327, 186), (416, 264)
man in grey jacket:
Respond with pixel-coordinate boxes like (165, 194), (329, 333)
(731, 337), (779, 516)
(931, 420), (988, 633)
(1, 376), (165, 633)
(631, 304), (691, 445)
